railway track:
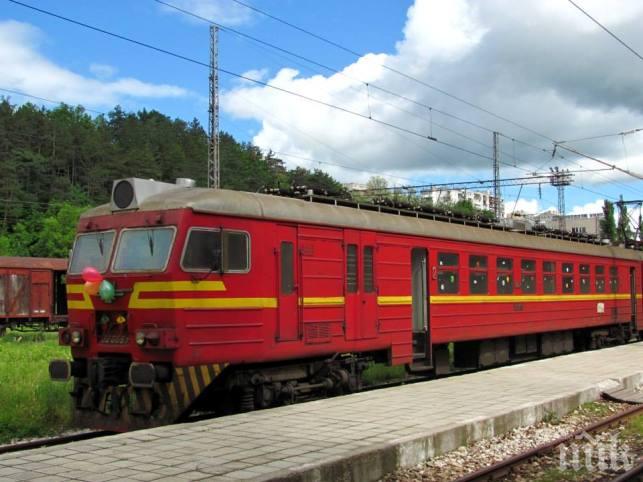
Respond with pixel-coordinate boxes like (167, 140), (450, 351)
(0, 431), (112, 456)
(455, 402), (643, 482)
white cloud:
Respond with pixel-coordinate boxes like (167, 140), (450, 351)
(222, 0), (643, 186)
(89, 63), (118, 80)
(570, 199), (605, 215)
(509, 198), (540, 215)
(158, 0), (252, 26)
(0, 20), (188, 108)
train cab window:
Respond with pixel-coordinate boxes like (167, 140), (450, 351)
(610, 266), (619, 293)
(521, 259), (536, 294)
(543, 261), (556, 294)
(182, 229), (249, 273)
(496, 257), (513, 295)
(69, 230), (116, 274)
(281, 242), (294, 294)
(363, 246), (375, 293)
(113, 227), (175, 272)
(346, 244), (358, 293)
(469, 255), (487, 294)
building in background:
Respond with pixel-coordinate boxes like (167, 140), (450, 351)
(420, 188), (502, 216)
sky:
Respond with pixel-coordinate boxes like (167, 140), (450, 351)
(1, 0), (642, 218)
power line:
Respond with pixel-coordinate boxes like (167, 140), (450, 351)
(226, 0), (643, 184)
(567, 0), (643, 62)
(8, 0), (498, 164)
(0, 87), (106, 115)
(557, 128), (643, 144)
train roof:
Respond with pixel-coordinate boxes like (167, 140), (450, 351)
(84, 187), (643, 262)
(0, 256), (68, 270)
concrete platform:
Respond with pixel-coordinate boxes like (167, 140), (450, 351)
(1, 343), (642, 482)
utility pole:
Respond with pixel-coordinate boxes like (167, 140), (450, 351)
(549, 167), (573, 231)
(492, 132), (501, 219)
(208, 25), (220, 189)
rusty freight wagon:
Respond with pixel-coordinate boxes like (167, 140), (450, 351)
(0, 257), (68, 335)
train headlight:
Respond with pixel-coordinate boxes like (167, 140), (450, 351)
(71, 330), (82, 345)
(115, 314), (127, 325)
(135, 331), (146, 346)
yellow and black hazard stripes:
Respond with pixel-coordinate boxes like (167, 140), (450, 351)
(156, 363), (227, 419)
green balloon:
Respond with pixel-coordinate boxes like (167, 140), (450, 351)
(99, 279), (116, 303)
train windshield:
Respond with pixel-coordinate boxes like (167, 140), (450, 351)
(69, 231), (116, 274)
(112, 227), (175, 272)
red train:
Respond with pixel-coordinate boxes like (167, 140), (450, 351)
(50, 178), (642, 431)
(0, 256), (68, 335)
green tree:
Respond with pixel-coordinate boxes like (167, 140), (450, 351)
(600, 200), (617, 243)
(616, 199), (632, 245)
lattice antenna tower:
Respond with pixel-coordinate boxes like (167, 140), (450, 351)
(208, 25), (220, 189)
(549, 167), (573, 231)
(492, 132), (501, 219)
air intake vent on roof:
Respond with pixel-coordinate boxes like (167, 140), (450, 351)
(110, 178), (181, 211)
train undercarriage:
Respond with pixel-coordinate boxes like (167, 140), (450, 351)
(51, 321), (640, 433)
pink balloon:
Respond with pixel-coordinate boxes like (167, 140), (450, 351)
(81, 266), (103, 283)
(83, 281), (100, 296)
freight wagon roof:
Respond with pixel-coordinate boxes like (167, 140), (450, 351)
(0, 256), (68, 270)
(84, 188), (643, 262)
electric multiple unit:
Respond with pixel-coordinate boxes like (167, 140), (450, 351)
(49, 178), (643, 431)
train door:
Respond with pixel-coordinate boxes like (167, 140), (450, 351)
(277, 225), (300, 341)
(0, 270), (6, 316)
(360, 232), (378, 339)
(344, 231), (360, 340)
(30, 270), (51, 317)
(7, 270), (29, 316)
(629, 267), (637, 334)
(411, 248), (429, 360)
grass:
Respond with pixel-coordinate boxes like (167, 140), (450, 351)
(622, 413), (643, 439)
(0, 330), (74, 444)
(577, 401), (614, 418)
(362, 363), (407, 385)
(534, 467), (589, 482)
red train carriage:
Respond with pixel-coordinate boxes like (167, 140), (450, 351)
(50, 179), (643, 431)
(0, 256), (68, 335)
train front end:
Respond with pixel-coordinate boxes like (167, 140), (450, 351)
(49, 178), (226, 432)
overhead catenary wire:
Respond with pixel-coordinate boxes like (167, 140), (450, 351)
(567, 0), (643, 62)
(0, 87), (106, 115)
(225, 0), (643, 183)
(8, 0), (502, 165)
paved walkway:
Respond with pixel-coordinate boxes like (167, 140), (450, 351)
(1, 343), (642, 482)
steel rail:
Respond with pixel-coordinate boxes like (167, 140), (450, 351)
(0, 431), (111, 456)
(454, 403), (643, 482)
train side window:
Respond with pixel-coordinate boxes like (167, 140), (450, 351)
(469, 255), (487, 294)
(182, 229), (222, 271)
(469, 255), (487, 268)
(223, 231), (249, 272)
(346, 244), (358, 293)
(595, 277), (605, 293)
(562, 263), (573, 273)
(496, 257), (513, 294)
(610, 266), (619, 293)
(580, 264), (590, 274)
(497, 257), (513, 270)
(580, 276), (590, 293)
(438, 270), (459, 294)
(521, 259), (536, 293)
(595, 265), (605, 275)
(182, 229), (250, 273)
(438, 253), (459, 267)
(281, 242), (294, 294)
(0, 275), (4, 315)
(363, 246), (375, 293)
(543, 261), (556, 294)
(563, 276), (574, 293)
